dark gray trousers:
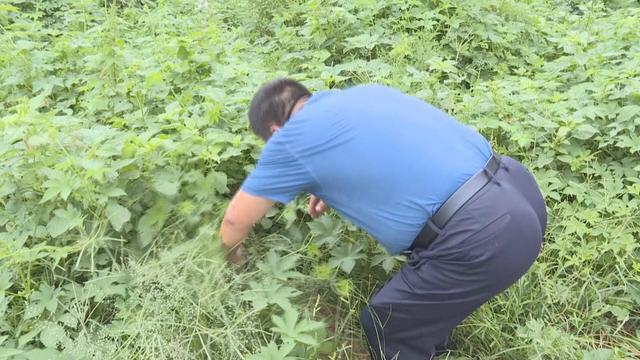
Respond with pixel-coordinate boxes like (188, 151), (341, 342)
(360, 156), (547, 359)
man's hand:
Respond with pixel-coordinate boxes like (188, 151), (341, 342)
(219, 190), (274, 265)
(309, 194), (328, 218)
(225, 244), (247, 266)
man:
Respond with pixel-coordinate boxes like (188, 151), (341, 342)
(219, 79), (547, 359)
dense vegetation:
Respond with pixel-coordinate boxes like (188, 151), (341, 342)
(0, 0), (639, 359)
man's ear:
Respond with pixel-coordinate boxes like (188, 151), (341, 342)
(269, 123), (282, 134)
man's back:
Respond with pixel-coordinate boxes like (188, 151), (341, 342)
(242, 84), (492, 253)
(227, 79), (545, 358)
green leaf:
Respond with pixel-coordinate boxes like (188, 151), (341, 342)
(106, 201), (131, 231)
(57, 313), (78, 329)
(241, 279), (302, 311)
(111, 158), (136, 170)
(0, 271), (11, 291)
(308, 215), (342, 246)
(0, 5), (20, 12)
(39, 322), (67, 349)
(23, 348), (65, 360)
(247, 341), (295, 360)
(151, 168), (181, 196)
(256, 251), (302, 281)
(18, 325), (43, 347)
(0, 296), (7, 318)
(137, 199), (172, 248)
(604, 305), (629, 321)
(617, 105), (640, 123)
(371, 253), (400, 274)
(271, 308), (325, 346)
(329, 243), (365, 274)
(46, 206), (83, 238)
(210, 171), (228, 194)
(177, 45), (190, 60)
(186, 171), (228, 200)
(0, 180), (16, 197)
(145, 71), (164, 87)
(582, 349), (615, 360)
(0, 348), (25, 358)
(345, 33), (383, 50)
(39, 170), (80, 204)
(83, 272), (130, 302)
(103, 186), (127, 198)
(25, 284), (62, 320)
(572, 124), (598, 140)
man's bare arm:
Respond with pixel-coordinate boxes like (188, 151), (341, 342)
(219, 190), (274, 263)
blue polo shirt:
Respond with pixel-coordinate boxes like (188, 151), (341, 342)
(242, 85), (492, 254)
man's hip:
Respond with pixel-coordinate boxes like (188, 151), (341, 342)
(361, 155), (546, 359)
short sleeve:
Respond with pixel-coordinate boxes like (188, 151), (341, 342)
(241, 134), (314, 204)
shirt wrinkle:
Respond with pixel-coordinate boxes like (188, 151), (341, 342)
(282, 135), (324, 195)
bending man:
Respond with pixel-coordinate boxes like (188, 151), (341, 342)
(219, 79), (547, 359)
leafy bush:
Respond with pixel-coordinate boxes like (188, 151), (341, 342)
(0, 0), (639, 359)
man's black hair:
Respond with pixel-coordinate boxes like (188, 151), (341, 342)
(248, 78), (311, 141)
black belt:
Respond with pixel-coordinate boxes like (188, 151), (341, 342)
(407, 151), (502, 253)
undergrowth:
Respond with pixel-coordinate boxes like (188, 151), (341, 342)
(0, 0), (639, 359)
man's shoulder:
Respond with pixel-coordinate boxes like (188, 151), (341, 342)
(342, 84), (403, 96)
(309, 84), (403, 102)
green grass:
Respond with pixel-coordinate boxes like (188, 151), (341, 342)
(0, 0), (639, 359)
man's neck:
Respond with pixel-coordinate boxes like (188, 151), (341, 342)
(289, 96), (308, 118)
